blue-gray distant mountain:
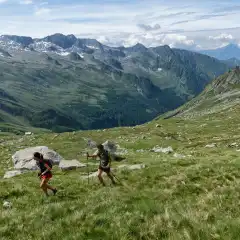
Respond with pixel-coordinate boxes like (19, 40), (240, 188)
(200, 44), (240, 60)
(0, 33), (230, 133)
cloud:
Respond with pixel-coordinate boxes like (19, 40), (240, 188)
(0, 0), (240, 50)
(137, 23), (161, 32)
(35, 8), (51, 16)
(209, 33), (234, 41)
(0, 0), (7, 3)
(20, 0), (33, 4)
(97, 31), (197, 50)
(161, 34), (195, 48)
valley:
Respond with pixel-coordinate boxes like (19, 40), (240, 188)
(0, 34), (230, 133)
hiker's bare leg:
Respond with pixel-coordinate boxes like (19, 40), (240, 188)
(45, 179), (55, 191)
(98, 169), (105, 186)
(107, 172), (116, 184)
(40, 179), (49, 196)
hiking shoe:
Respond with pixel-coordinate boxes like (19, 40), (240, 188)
(52, 189), (57, 195)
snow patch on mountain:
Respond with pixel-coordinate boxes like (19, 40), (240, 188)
(58, 52), (70, 56)
(30, 41), (63, 52)
(0, 39), (23, 51)
(86, 45), (99, 50)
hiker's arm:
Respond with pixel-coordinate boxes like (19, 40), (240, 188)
(87, 152), (98, 159)
(107, 155), (112, 168)
(41, 163), (52, 175)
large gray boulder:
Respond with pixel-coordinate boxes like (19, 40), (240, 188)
(102, 140), (126, 161)
(87, 140), (126, 161)
(12, 146), (64, 170)
(102, 140), (117, 153)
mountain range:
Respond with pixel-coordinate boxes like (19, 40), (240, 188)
(199, 44), (240, 61)
(0, 33), (233, 133)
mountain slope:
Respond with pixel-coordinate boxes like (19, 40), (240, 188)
(223, 58), (240, 68)
(200, 44), (240, 60)
(1, 89), (240, 239)
(0, 34), (230, 133)
(162, 67), (240, 119)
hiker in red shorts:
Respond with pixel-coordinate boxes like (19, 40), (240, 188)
(33, 152), (57, 196)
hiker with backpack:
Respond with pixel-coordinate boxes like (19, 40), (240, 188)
(87, 144), (116, 186)
(33, 152), (57, 196)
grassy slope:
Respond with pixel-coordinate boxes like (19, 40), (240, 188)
(0, 104), (240, 239)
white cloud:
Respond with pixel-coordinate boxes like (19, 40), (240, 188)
(35, 8), (51, 16)
(209, 33), (234, 41)
(0, 0), (239, 50)
(97, 32), (196, 50)
(207, 33), (239, 49)
(161, 34), (195, 47)
(20, 0), (33, 4)
(0, 0), (7, 3)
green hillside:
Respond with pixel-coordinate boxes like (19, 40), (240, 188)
(1, 100), (240, 239)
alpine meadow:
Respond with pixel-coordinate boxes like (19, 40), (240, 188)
(1, 0), (240, 240)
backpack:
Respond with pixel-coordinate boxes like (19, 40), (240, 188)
(104, 150), (110, 161)
(44, 159), (53, 169)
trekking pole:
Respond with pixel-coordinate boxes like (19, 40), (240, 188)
(86, 152), (89, 184)
(111, 172), (121, 184)
(111, 171), (132, 191)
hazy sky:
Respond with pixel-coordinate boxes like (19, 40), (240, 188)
(0, 0), (240, 50)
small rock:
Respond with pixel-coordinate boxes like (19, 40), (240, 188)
(118, 164), (146, 170)
(228, 143), (238, 148)
(87, 139), (97, 148)
(25, 132), (32, 135)
(136, 149), (145, 153)
(3, 170), (28, 179)
(3, 201), (12, 209)
(156, 124), (161, 128)
(165, 137), (172, 140)
(151, 146), (173, 154)
(59, 160), (86, 171)
(205, 143), (216, 148)
(173, 153), (186, 159)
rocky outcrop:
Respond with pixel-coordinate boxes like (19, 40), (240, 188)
(12, 146), (63, 170)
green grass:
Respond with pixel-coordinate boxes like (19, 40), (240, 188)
(0, 105), (240, 239)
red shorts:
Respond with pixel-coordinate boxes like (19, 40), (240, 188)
(41, 172), (52, 180)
